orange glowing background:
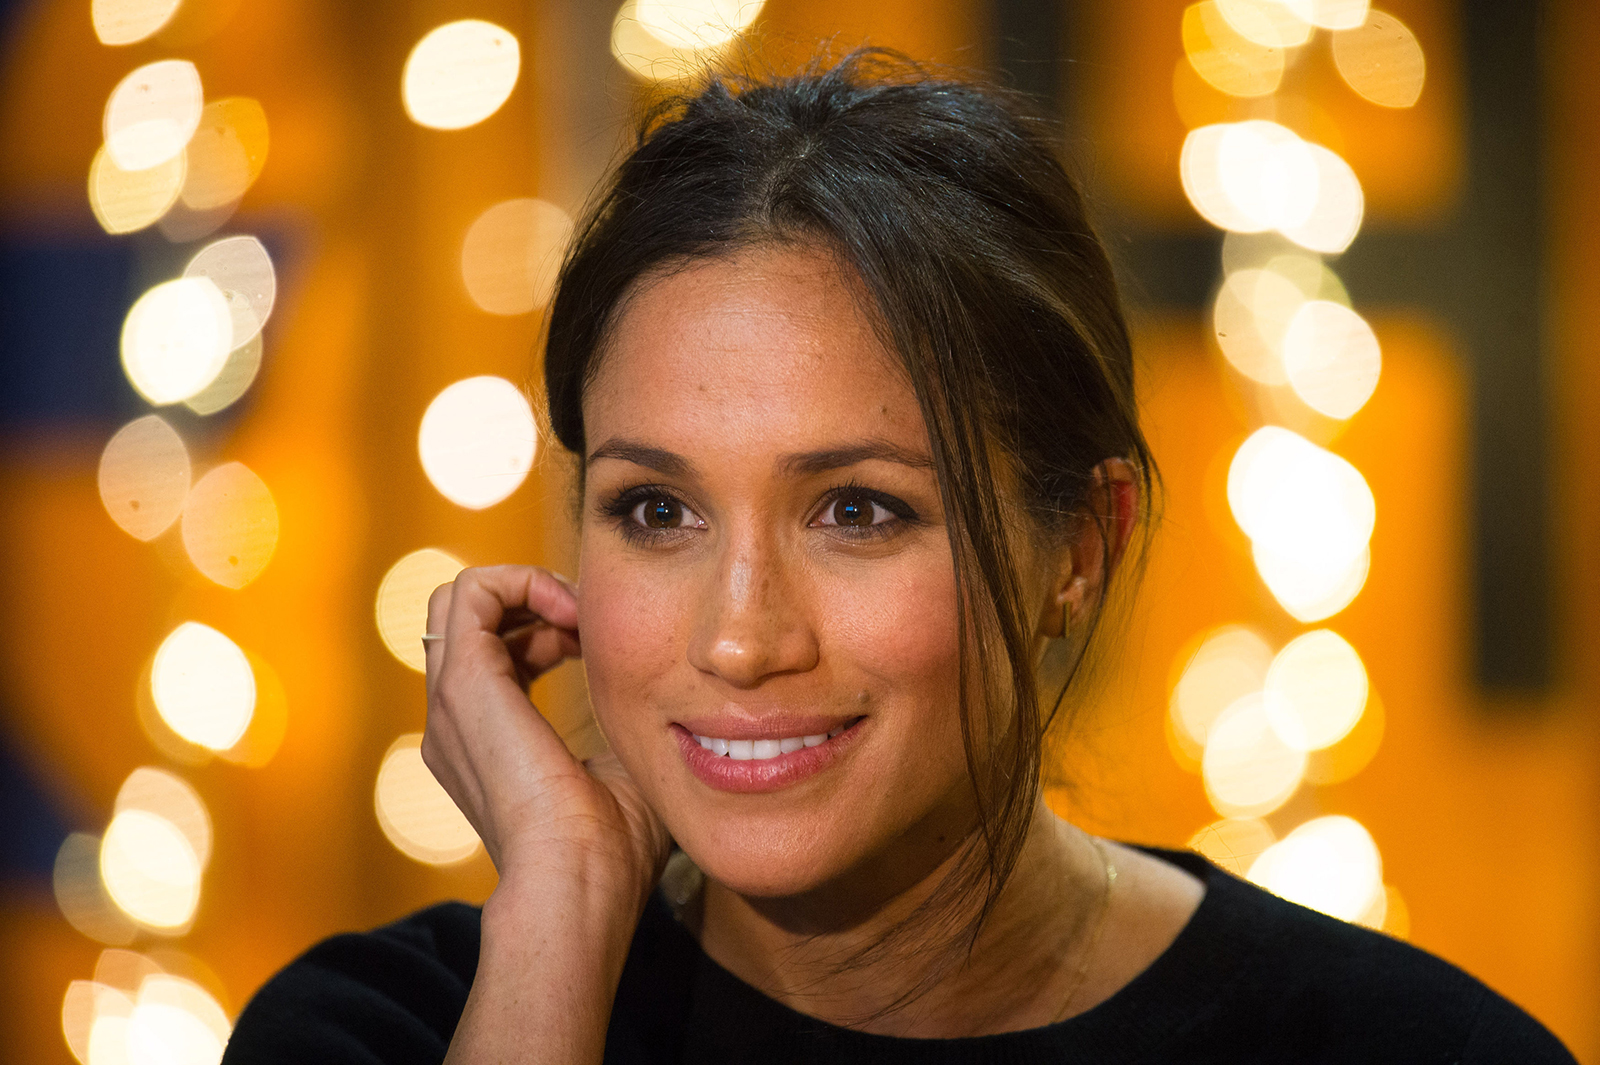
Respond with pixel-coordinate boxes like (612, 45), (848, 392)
(0, 0), (1595, 1061)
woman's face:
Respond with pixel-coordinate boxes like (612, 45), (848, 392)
(577, 244), (985, 900)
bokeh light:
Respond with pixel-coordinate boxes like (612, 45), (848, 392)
(418, 376), (537, 509)
(1182, 2), (1284, 98)
(374, 733), (482, 866)
(1213, 247), (1353, 386)
(88, 145), (185, 234)
(1181, 125), (1249, 231)
(637, 0), (765, 49)
(1228, 427), (1375, 563)
(183, 333), (262, 416)
(1332, 10), (1425, 107)
(1219, 121), (1318, 232)
(1216, 0), (1312, 48)
(181, 98), (270, 212)
(103, 60), (204, 171)
(92, 0), (182, 45)
(402, 20), (521, 130)
(376, 548), (466, 672)
(1254, 541), (1371, 621)
(1305, 686), (1385, 784)
(1169, 624), (1274, 760)
(100, 809), (203, 930)
(1263, 629), (1369, 750)
(127, 974), (231, 1065)
(63, 979), (107, 1063)
(120, 278), (234, 406)
(1292, 0), (1370, 31)
(612, 0), (764, 79)
(1201, 692), (1308, 816)
(612, 0), (704, 80)
(215, 651), (289, 768)
(54, 834), (138, 947)
(151, 622), (257, 751)
(115, 768), (213, 872)
(94, 948), (164, 995)
(181, 461), (279, 589)
(1249, 814), (1383, 922)
(1222, 231), (1342, 291)
(183, 235), (276, 352)
(1277, 144), (1364, 253)
(1212, 266), (1302, 384)
(65, 970), (230, 1065)
(63, 979), (134, 1065)
(460, 198), (574, 315)
(98, 415), (191, 542)
(1187, 816), (1276, 876)
(1282, 299), (1381, 418)
(1228, 427), (1375, 619)
(88, 996), (134, 1065)
(1181, 122), (1363, 253)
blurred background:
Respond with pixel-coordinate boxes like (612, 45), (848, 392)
(1, 0), (1596, 1060)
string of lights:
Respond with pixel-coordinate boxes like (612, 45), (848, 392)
(1169, 0), (1425, 936)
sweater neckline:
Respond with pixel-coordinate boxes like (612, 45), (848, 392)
(653, 848), (1275, 1063)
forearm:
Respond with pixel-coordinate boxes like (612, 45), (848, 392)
(444, 866), (645, 1065)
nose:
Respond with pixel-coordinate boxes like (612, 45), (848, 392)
(686, 524), (819, 689)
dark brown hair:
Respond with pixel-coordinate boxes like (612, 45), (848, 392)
(544, 50), (1155, 997)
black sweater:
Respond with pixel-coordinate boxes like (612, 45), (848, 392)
(221, 848), (1575, 1064)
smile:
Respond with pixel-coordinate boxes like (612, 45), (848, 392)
(689, 724), (849, 760)
(671, 717), (863, 793)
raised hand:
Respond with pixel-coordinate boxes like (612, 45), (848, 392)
(422, 564), (670, 918)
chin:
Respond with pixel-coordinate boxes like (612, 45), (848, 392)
(669, 806), (863, 899)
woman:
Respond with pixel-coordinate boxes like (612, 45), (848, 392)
(223, 53), (1574, 1063)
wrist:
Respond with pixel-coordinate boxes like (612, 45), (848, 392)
(481, 854), (652, 972)
(450, 859), (645, 1065)
(493, 830), (664, 919)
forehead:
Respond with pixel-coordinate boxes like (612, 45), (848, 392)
(584, 245), (927, 460)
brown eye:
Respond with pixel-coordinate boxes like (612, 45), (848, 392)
(831, 493), (877, 527)
(639, 496), (682, 529)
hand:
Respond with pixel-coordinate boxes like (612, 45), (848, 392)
(423, 565), (670, 910)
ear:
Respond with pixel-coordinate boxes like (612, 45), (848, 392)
(1038, 458), (1139, 639)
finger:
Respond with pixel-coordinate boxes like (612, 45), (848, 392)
(423, 581), (455, 696)
(443, 566), (580, 684)
(447, 566), (579, 640)
(502, 622), (583, 687)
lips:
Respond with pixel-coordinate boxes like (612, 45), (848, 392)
(671, 717), (863, 794)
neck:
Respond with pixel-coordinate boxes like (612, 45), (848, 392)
(691, 803), (1108, 1037)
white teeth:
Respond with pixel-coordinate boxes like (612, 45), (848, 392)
(691, 729), (845, 760)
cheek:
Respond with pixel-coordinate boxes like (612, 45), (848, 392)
(830, 561), (961, 702)
(575, 551), (690, 731)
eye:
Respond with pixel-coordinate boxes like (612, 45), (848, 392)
(630, 494), (702, 530)
(815, 490), (896, 530)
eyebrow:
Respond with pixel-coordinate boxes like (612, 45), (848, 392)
(586, 440), (692, 477)
(776, 441), (935, 476)
(585, 437), (934, 477)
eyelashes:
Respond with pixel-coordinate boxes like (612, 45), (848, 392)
(596, 482), (919, 544)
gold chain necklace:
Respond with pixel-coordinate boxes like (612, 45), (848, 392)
(1049, 835), (1117, 1024)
